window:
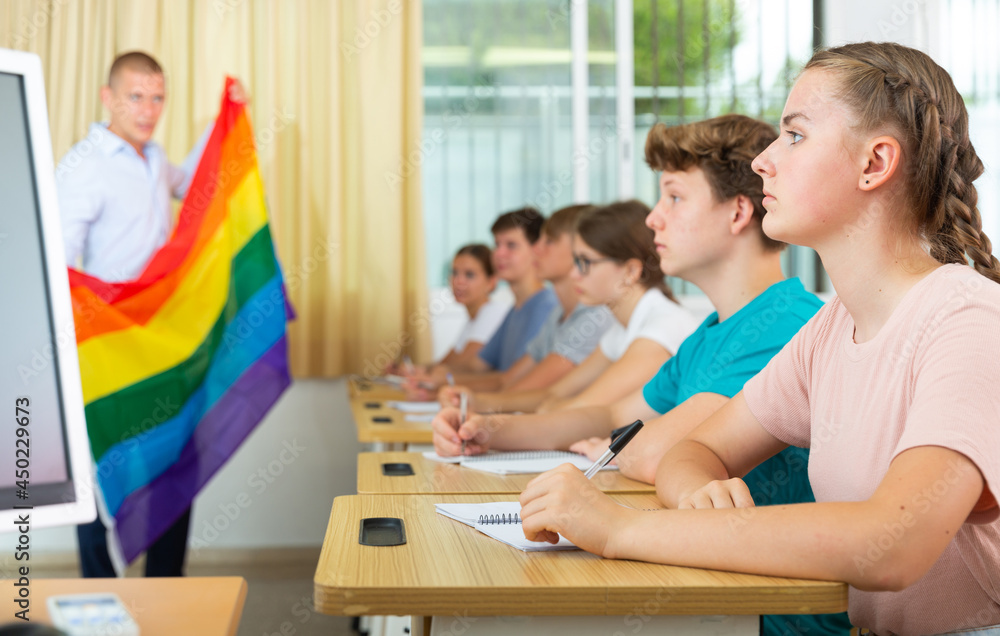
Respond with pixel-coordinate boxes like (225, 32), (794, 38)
(422, 0), (824, 291)
(939, 0), (1000, 252)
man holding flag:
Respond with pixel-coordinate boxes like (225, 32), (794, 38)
(56, 51), (268, 577)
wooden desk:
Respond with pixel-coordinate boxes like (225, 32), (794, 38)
(314, 494), (847, 623)
(3, 576), (247, 635)
(349, 398), (435, 446)
(348, 376), (408, 400)
(358, 452), (655, 495)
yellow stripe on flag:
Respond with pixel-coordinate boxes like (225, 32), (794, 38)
(79, 167), (269, 403)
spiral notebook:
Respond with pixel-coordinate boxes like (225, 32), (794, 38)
(423, 450), (616, 476)
(435, 502), (578, 552)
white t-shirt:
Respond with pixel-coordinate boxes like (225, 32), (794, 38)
(598, 288), (700, 361)
(451, 300), (510, 353)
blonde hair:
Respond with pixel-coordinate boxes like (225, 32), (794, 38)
(806, 42), (1000, 284)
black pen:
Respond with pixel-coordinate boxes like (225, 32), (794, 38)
(583, 419), (643, 478)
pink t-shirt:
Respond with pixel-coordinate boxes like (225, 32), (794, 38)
(743, 264), (1000, 635)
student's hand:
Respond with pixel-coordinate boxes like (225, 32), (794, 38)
(677, 478), (755, 510)
(426, 365), (450, 386)
(399, 362), (429, 380)
(383, 360), (403, 375)
(431, 408), (490, 457)
(402, 364), (446, 399)
(568, 437), (613, 463)
(228, 78), (249, 104)
(402, 371), (436, 400)
(403, 383), (433, 401)
(519, 464), (633, 555)
(438, 385), (472, 409)
(536, 396), (567, 414)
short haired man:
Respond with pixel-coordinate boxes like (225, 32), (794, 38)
(56, 51), (247, 577)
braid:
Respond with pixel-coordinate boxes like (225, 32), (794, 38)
(940, 148), (1000, 282)
(912, 73), (1000, 283)
(807, 43), (1000, 285)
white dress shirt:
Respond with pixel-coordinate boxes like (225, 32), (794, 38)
(56, 122), (208, 282)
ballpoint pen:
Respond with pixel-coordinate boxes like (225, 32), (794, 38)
(583, 419), (643, 478)
(459, 391), (468, 455)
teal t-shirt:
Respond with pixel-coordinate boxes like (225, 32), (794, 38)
(642, 278), (851, 636)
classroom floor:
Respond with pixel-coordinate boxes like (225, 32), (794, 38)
(31, 549), (356, 635)
(190, 554), (355, 636)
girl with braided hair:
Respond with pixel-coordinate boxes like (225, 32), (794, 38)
(518, 42), (1000, 635)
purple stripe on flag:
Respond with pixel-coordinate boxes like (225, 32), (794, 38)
(113, 336), (291, 562)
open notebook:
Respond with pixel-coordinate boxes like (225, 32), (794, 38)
(423, 450), (616, 476)
(435, 501), (578, 552)
(387, 400), (442, 414)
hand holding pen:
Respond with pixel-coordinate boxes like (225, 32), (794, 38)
(438, 384), (472, 409)
(583, 420), (643, 477)
(518, 420), (644, 552)
(430, 408), (493, 457)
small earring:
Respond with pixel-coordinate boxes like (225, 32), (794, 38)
(865, 180), (870, 184)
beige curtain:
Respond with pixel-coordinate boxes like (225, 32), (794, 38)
(0, 0), (431, 377)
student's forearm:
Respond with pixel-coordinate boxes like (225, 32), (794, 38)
(474, 388), (549, 414)
(609, 500), (925, 591)
(441, 343), (486, 370)
(441, 354), (490, 374)
(617, 432), (671, 484)
(536, 395), (569, 414)
(553, 392), (597, 412)
(617, 419), (701, 484)
(487, 406), (617, 450)
(453, 371), (505, 392)
(438, 350), (460, 367)
(654, 440), (731, 507)
(616, 393), (729, 484)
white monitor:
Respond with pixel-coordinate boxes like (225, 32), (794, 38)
(0, 48), (96, 529)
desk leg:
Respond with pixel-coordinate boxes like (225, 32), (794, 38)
(409, 616), (432, 636)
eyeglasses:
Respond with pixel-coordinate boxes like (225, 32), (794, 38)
(573, 254), (616, 276)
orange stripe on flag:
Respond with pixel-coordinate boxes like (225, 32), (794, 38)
(70, 112), (259, 344)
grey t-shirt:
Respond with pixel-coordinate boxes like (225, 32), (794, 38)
(525, 303), (614, 365)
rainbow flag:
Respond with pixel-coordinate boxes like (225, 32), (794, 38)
(68, 78), (291, 565)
